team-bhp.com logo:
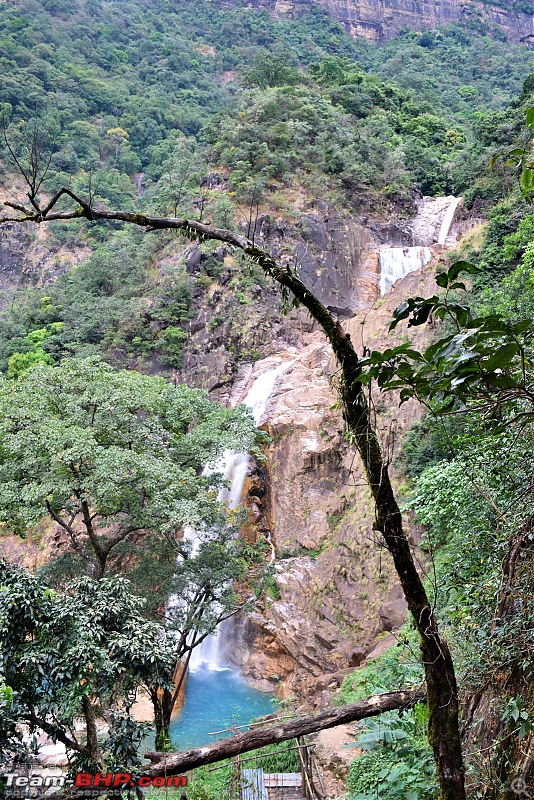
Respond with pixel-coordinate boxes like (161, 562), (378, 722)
(3, 772), (187, 790)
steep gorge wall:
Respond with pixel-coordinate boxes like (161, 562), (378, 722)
(216, 198), (478, 705)
(241, 0), (534, 43)
(0, 190), (478, 708)
(228, 259), (442, 706)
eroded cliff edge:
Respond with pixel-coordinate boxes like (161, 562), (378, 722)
(237, 0), (534, 44)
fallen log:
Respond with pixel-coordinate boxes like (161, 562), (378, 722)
(144, 687), (425, 776)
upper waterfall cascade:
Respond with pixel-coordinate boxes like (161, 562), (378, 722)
(411, 195), (461, 247)
(379, 196), (460, 296)
(185, 360), (294, 672)
(438, 196), (462, 245)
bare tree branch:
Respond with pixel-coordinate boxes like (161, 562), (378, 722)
(144, 687), (426, 776)
(1, 187), (467, 799)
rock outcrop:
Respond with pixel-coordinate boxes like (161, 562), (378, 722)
(240, 0), (534, 44)
(176, 201), (379, 396)
(0, 223), (89, 310)
(227, 247), (447, 703)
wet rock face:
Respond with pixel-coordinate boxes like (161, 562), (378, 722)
(231, 253), (443, 702)
(253, 202), (377, 316)
(237, 0), (533, 43)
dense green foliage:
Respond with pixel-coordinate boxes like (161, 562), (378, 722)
(0, 228), (191, 372)
(0, 357), (271, 762)
(0, 0), (530, 207)
(0, 0), (531, 375)
(338, 642), (436, 800)
(0, 356), (260, 610)
(0, 562), (175, 770)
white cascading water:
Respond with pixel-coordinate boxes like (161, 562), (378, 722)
(184, 359), (294, 671)
(379, 196), (460, 296)
(379, 246), (432, 296)
(438, 196), (461, 245)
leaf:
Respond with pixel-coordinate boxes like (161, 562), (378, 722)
(484, 343), (520, 371)
(511, 319), (533, 334)
(435, 272), (449, 288)
(389, 300), (412, 330)
(408, 303), (433, 327)
(387, 764), (409, 781)
(448, 261), (481, 280)
(519, 722), (531, 740)
(521, 168), (534, 192)
(526, 107), (534, 128)
(448, 304), (470, 327)
(484, 373), (520, 389)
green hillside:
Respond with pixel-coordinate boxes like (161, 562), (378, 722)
(1, 0), (534, 798)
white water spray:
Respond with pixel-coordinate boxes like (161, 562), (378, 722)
(438, 196), (461, 245)
(184, 360), (294, 671)
(379, 246), (432, 296)
(379, 196), (460, 295)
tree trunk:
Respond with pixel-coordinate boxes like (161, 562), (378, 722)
(1, 196), (466, 800)
(144, 688), (425, 775)
(82, 696), (104, 770)
(150, 686), (173, 751)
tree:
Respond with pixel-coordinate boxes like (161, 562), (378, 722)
(242, 51), (301, 89)
(143, 687), (426, 775)
(490, 107), (534, 203)
(0, 563), (424, 785)
(0, 356), (264, 748)
(0, 192), (467, 800)
(0, 560), (176, 771)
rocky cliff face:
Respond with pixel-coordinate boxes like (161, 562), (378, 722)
(0, 186), (478, 707)
(240, 0), (534, 43)
(225, 255), (444, 705)
(176, 201), (380, 396)
(0, 223), (89, 310)
(210, 195), (481, 705)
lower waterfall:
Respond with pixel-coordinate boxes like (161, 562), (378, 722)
(186, 359), (293, 671)
(168, 362), (293, 746)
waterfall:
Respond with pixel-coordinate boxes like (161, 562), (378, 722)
(379, 196), (460, 295)
(185, 359), (294, 672)
(411, 195), (460, 247)
(379, 246), (432, 296)
(438, 196), (461, 245)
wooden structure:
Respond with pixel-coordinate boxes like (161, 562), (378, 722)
(264, 772), (305, 799)
(238, 737), (324, 800)
(242, 769), (304, 800)
(241, 769), (269, 800)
